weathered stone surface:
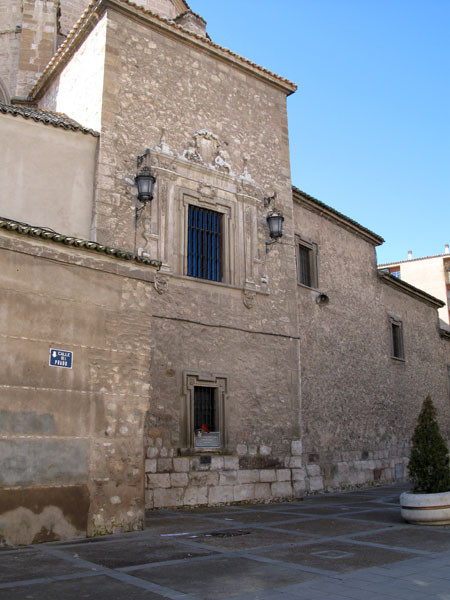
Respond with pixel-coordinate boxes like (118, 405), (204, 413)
(233, 484), (255, 502)
(271, 482), (293, 498)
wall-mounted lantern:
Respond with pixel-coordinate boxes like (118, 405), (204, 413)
(264, 193), (284, 251)
(135, 149), (156, 205)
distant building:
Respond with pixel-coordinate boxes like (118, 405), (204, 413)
(379, 245), (450, 326)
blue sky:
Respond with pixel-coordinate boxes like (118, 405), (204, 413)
(189, 0), (449, 264)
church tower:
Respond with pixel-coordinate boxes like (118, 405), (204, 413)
(0, 0), (194, 103)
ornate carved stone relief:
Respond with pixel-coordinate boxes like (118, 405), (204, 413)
(154, 274), (169, 295)
(180, 129), (233, 175)
(155, 127), (173, 156)
(243, 289), (256, 309)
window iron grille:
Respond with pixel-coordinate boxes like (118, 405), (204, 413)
(194, 386), (216, 432)
(187, 206), (221, 281)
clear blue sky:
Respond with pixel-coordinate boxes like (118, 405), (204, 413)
(189, 0), (449, 264)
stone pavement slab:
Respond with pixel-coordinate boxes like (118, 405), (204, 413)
(1, 484), (450, 600)
(130, 555), (318, 599)
(57, 536), (217, 568)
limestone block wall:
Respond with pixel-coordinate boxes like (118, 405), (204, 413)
(16, 0), (58, 97)
(84, 6), (300, 507)
(0, 229), (157, 545)
(0, 0), (22, 101)
(293, 197), (450, 491)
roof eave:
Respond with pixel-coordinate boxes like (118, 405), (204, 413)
(378, 272), (445, 309)
(292, 186), (384, 247)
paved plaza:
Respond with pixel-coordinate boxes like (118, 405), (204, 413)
(1, 484), (450, 599)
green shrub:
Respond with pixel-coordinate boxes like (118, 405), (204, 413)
(408, 396), (450, 493)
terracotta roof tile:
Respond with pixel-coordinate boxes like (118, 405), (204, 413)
(0, 216), (161, 268)
(0, 103), (99, 136)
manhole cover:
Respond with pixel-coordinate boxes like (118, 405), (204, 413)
(310, 550), (353, 559)
(205, 529), (251, 538)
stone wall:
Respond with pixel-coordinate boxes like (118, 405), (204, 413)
(293, 193), (450, 491)
(85, 5), (300, 507)
(0, 228), (158, 545)
(0, 114), (98, 239)
(0, 0), (22, 101)
(16, 0), (58, 97)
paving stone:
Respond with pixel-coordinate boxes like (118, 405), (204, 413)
(0, 575), (167, 600)
(0, 549), (87, 583)
(345, 508), (406, 525)
(58, 537), (216, 568)
(355, 527), (450, 553)
(205, 511), (297, 525)
(275, 517), (387, 537)
(254, 540), (419, 573)
(131, 556), (318, 599)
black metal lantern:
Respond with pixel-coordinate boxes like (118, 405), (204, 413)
(135, 149), (156, 204)
(267, 208), (284, 239)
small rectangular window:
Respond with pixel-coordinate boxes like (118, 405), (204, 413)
(194, 386), (220, 448)
(187, 205), (221, 281)
(391, 319), (404, 360)
(297, 238), (318, 288)
(183, 372), (228, 451)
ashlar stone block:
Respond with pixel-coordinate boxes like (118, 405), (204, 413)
(224, 456), (239, 470)
(144, 458), (157, 473)
(209, 485), (233, 504)
(271, 482), (292, 498)
(259, 469), (276, 483)
(291, 440), (302, 455)
(237, 469), (260, 484)
(184, 486), (208, 506)
(276, 469), (291, 482)
(173, 457), (190, 472)
(147, 473), (170, 489)
(233, 484), (255, 502)
(153, 487), (184, 508)
(254, 483), (271, 500)
(170, 472), (188, 487)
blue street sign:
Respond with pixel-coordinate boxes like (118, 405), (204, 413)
(49, 348), (73, 369)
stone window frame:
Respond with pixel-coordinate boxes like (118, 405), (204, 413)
(389, 315), (405, 361)
(295, 234), (318, 289)
(181, 191), (235, 286)
(181, 371), (228, 453)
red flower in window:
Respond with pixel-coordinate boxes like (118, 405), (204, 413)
(201, 424), (211, 433)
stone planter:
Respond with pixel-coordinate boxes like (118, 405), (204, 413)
(400, 491), (450, 525)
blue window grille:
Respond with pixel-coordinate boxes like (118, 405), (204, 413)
(187, 206), (222, 281)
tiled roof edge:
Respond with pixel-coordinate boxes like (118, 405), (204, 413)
(176, 10), (206, 25)
(378, 253), (450, 267)
(292, 186), (384, 246)
(0, 103), (100, 137)
(0, 217), (161, 269)
(378, 271), (445, 309)
(29, 0), (296, 101)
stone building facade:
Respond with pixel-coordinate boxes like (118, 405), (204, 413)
(1, 0), (449, 544)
